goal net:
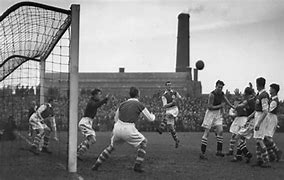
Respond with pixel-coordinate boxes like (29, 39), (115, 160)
(0, 2), (79, 175)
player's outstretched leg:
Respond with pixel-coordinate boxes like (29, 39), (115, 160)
(91, 144), (114, 171)
(133, 139), (147, 173)
(168, 125), (179, 148)
(77, 135), (96, 161)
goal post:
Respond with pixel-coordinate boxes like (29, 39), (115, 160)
(68, 4), (80, 173)
(0, 1), (80, 174)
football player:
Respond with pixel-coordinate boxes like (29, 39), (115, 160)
(91, 87), (156, 173)
(156, 81), (181, 148)
(199, 80), (234, 159)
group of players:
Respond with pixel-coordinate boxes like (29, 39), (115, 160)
(27, 77), (282, 172)
(199, 77), (282, 168)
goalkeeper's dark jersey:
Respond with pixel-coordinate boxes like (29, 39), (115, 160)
(84, 97), (108, 119)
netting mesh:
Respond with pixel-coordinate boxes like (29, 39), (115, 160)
(0, 2), (71, 171)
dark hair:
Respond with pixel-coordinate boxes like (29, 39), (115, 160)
(270, 83), (280, 94)
(256, 77), (266, 88)
(244, 87), (254, 95)
(165, 81), (171, 85)
(91, 88), (102, 96)
(129, 87), (139, 98)
(216, 80), (225, 86)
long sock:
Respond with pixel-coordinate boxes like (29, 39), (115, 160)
(265, 140), (276, 160)
(135, 148), (146, 165)
(201, 137), (208, 154)
(216, 135), (223, 152)
(95, 145), (114, 166)
(159, 119), (167, 131)
(235, 141), (242, 159)
(42, 134), (50, 149)
(261, 146), (269, 163)
(77, 139), (90, 156)
(229, 137), (236, 152)
(239, 139), (250, 157)
(33, 133), (43, 149)
(270, 141), (280, 154)
(169, 127), (178, 142)
(256, 142), (262, 162)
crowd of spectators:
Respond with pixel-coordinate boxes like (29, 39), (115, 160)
(1, 87), (284, 132)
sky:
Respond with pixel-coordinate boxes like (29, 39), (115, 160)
(1, 0), (284, 100)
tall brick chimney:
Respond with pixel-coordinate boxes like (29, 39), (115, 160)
(175, 13), (190, 72)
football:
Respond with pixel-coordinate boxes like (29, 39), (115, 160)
(195, 60), (205, 70)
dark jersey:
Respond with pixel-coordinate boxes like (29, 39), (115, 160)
(118, 99), (145, 123)
(211, 90), (225, 106)
(84, 97), (108, 119)
(236, 97), (255, 117)
(246, 97), (255, 116)
(255, 90), (269, 112)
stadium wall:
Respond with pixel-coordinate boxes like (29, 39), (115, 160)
(46, 71), (202, 97)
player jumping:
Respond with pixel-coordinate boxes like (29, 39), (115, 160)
(156, 81), (181, 148)
(91, 87), (156, 173)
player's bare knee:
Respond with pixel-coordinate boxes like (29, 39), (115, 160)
(202, 129), (210, 139)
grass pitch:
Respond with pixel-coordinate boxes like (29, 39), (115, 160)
(1, 131), (284, 180)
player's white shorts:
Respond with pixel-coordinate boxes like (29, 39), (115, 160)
(238, 119), (254, 139)
(111, 119), (145, 148)
(265, 113), (278, 138)
(165, 113), (176, 125)
(201, 109), (223, 129)
(253, 112), (268, 139)
(229, 117), (247, 134)
(78, 117), (96, 138)
(29, 113), (48, 130)
(166, 106), (179, 118)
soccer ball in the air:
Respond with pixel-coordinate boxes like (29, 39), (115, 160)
(195, 60), (205, 70)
